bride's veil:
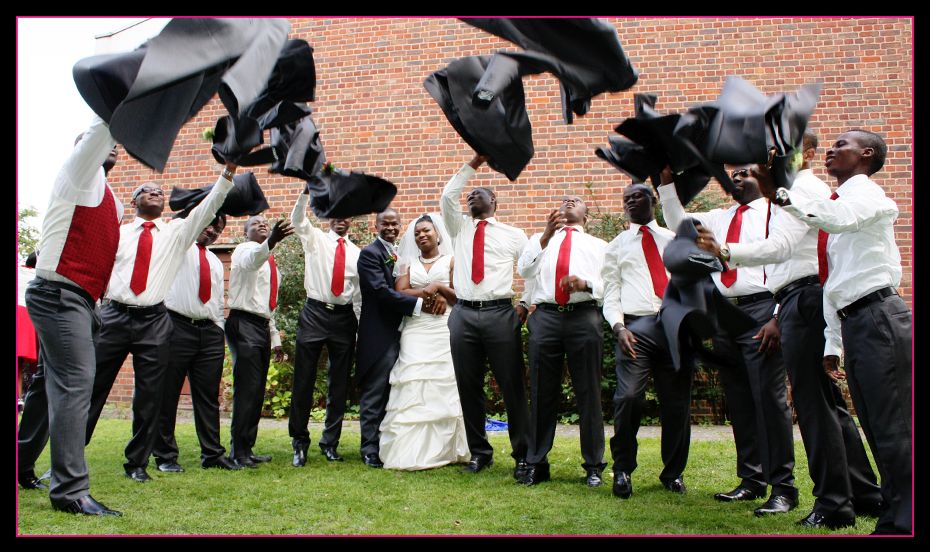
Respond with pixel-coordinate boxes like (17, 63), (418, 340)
(394, 212), (453, 277)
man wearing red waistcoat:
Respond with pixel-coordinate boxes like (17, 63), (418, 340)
(24, 116), (122, 516)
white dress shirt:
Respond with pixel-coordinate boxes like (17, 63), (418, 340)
(782, 173), (902, 357)
(18, 266), (36, 306)
(290, 193), (362, 310)
(227, 239), (282, 348)
(35, 116), (123, 287)
(518, 224), (607, 306)
(601, 220), (675, 328)
(104, 175), (233, 306)
(441, 164), (529, 301)
(164, 244), (225, 329)
(659, 183), (769, 297)
(727, 169), (832, 294)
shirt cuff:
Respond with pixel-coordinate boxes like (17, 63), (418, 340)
(270, 330), (282, 349)
(412, 298), (423, 316)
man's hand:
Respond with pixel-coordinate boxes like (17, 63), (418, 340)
(823, 355), (845, 381)
(659, 165), (674, 186)
(696, 227), (722, 258)
(267, 219), (295, 250)
(468, 154), (490, 170)
(515, 303), (529, 324)
(427, 294), (448, 315)
(752, 317), (781, 354)
(613, 323), (637, 359)
(539, 209), (568, 249)
(558, 275), (589, 296)
(274, 346), (285, 363)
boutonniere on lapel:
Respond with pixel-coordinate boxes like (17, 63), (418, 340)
(385, 253), (398, 267)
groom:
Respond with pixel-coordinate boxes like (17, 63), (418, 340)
(356, 208), (425, 467)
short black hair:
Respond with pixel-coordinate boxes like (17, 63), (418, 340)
(847, 129), (888, 175)
(376, 208), (398, 223)
(25, 251), (38, 268)
(625, 182), (656, 205)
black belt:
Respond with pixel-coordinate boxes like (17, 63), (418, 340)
(535, 301), (598, 313)
(728, 291), (774, 306)
(837, 287), (898, 321)
(459, 298), (512, 309)
(31, 277), (95, 306)
(773, 275), (821, 304)
(306, 297), (354, 313)
(168, 310), (216, 328)
(107, 301), (167, 316)
(228, 309), (270, 326)
(622, 314), (648, 323)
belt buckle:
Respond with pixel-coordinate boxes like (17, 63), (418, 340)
(729, 297), (739, 306)
(475, 300), (484, 309)
(324, 302), (336, 311)
(837, 308), (848, 321)
(557, 304), (572, 313)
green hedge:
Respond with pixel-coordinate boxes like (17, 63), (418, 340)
(240, 186), (734, 425)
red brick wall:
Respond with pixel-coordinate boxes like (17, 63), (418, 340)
(103, 17), (913, 410)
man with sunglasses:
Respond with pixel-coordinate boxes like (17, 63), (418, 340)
(85, 163), (238, 484)
(658, 168), (798, 517)
(695, 132), (882, 529)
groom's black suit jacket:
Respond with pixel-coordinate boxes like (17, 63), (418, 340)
(355, 240), (418, 384)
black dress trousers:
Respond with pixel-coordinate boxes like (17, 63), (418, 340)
(225, 309), (272, 460)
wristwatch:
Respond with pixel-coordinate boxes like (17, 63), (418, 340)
(719, 243), (731, 263)
(773, 187), (791, 207)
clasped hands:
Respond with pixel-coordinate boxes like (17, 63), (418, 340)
(421, 283), (447, 315)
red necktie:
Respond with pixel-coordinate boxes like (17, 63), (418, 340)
(640, 226), (668, 299)
(129, 221), (156, 295)
(197, 244), (211, 304)
(720, 204), (751, 288)
(471, 220), (488, 284)
(554, 227), (574, 305)
(817, 192), (840, 285)
(331, 237), (345, 297)
(268, 253), (278, 311)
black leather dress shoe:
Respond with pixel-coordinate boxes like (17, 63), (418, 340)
(321, 447), (344, 462)
(797, 510), (856, 529)
(714, 485), (765, 502)
(18, 470), (48, 490)
(854, 499), (887, 518)
(613, 471), (632, 499)
(293, 447), (308, 467)
(519, 464), (551, 486)
(249, 454), (272, 463)
(202, 457), (241, 470)
(462, 455), (493, 473)
(362, 453), (384, 468)
(156, 462), (184, 473)
(124, 467), (151, 483)
(232, 456), (257, 469)
(513, 459), (529, 480)
(662, 476), (687, 494)
(585, 468), (603, 488)
(754, 495), (798, 516)
(51, 495), (122, 517)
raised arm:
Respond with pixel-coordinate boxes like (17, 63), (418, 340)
(441, 154), (487, 238)
(782, 185), (898, 234)
(173, 163), (236, 250)
(54, 116), (117, 204)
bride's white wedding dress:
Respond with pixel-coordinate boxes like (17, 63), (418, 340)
(378, 255), (470, 470)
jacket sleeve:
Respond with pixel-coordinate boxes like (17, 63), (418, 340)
(358, 247), (418, 316)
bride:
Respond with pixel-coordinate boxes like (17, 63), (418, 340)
(378, 214), (470, 470)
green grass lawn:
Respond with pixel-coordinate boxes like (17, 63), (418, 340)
(17, 418), (879, 535)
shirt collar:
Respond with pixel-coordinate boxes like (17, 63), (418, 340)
(328, 230), (350, 244)
(561, 224), (585, 234)
(132, 217), (165, 230)
(628, 219), (659, 234)
(744, 197), (769, 211)
(377, 237), (397, 254)
(836, 173), (870, 196)
(795, 168), (814, 179)
(473, 217), (497, 226)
